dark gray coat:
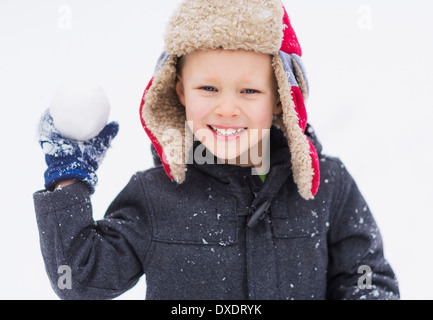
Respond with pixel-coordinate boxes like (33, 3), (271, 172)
(33, 126), (399, 300)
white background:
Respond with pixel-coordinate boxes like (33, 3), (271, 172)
(1, 0), (432, 300)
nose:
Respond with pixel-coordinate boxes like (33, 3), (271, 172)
(214, 93), (241, 118)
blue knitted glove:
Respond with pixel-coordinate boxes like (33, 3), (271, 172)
(38, 109), (119, 193)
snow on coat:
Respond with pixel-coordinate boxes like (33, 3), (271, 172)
(33, 126), (399, 300)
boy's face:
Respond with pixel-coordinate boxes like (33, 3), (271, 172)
(176, 49), (282, 166)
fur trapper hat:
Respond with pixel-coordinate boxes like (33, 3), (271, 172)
(139, 0), (320, 200)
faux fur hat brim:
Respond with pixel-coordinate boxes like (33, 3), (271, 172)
(140, 0), (320, 200)
(164, 0), (284, 56)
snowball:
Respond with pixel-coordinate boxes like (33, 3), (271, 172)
(50, 82), (110, 141)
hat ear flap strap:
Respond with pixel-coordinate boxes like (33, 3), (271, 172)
(290, 54), (309, 102)
(278, 51), (308, 132)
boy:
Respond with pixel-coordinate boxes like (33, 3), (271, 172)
(34, 0), (399, 299)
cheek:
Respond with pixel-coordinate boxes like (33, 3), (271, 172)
(185, 105), (209, 129)
(184, 95), (210, 122)
(246, 103), (274, 128)
(184, 98), (214, 143)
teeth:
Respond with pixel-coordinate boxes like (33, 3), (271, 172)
(210, 126), (246, 136)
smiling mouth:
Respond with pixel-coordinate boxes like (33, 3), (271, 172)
(208, 125), (247, 136)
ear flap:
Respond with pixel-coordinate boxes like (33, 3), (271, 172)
(307, 137), (320, 197)
(273, 52), (320, 200)
(140, 52), (190, 184)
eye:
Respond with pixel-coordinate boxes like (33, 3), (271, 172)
(242, 89), (259, 94)
(201, 86), (217, 92)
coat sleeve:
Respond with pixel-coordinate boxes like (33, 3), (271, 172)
(33, 173), (152, 300)
(325, 159), (400, 300)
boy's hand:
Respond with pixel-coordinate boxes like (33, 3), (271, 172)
(38, 109), (119, 193)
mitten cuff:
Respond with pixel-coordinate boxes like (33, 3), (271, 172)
(44, 159), (97, 193)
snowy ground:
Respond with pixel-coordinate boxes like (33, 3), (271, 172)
(1, 0), (432, 300)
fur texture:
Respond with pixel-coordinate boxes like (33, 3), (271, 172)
(164, 0), (284, 56)
(272, 54), (314, 199)
(140, 0), (319, 199)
